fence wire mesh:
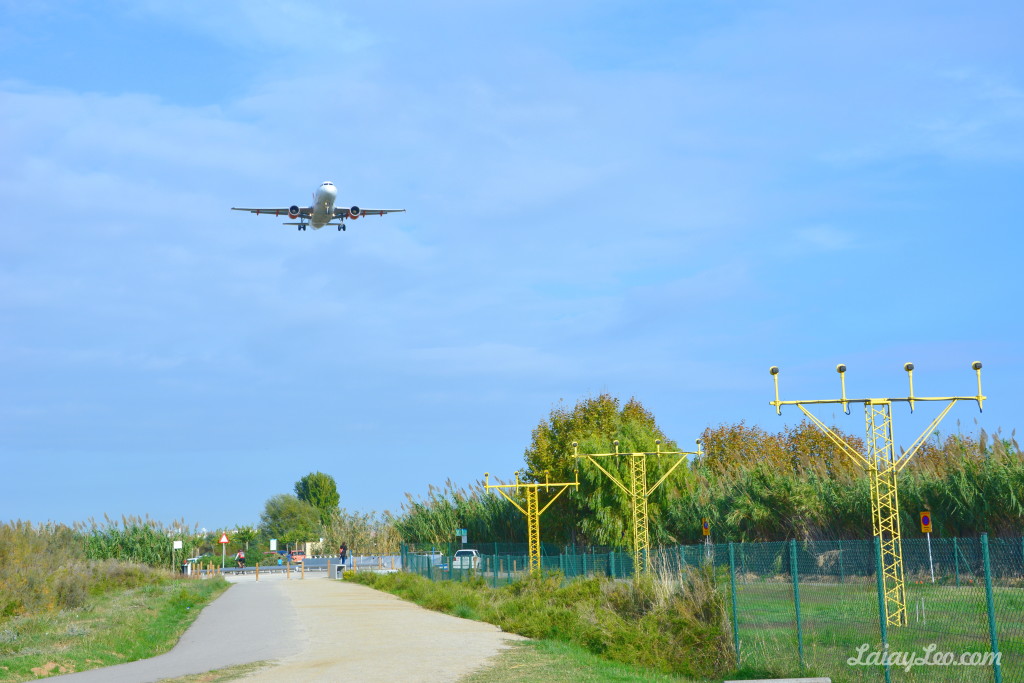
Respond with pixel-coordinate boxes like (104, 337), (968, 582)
(401, 535), (1020, 681)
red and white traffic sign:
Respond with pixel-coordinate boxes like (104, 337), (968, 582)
(218, 533), (229, 544)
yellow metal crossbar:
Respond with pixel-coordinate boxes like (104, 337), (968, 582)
(484, 470), (578, 574)
(769, 362), (985, 627)
(572, 439), (701, 573)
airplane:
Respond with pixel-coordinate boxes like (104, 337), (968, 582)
(232, 181), (405, 231)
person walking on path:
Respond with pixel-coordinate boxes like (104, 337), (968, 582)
(339, 543), (348, 568)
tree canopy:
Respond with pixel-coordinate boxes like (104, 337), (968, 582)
(524, 394), (684, 548)
(294, 471), (340, 526)
(259, 494), (320, 547)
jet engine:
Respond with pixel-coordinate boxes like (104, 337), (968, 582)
(288, 205), (301, 219)
(349, 206), (361, 219)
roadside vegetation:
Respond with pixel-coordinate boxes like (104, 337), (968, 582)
(0, 576), (227, 681)
(397, 394), (1023, 548)
(0, 519), (228, 682)
(347, 567), (741, 680)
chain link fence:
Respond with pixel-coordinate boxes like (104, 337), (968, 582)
(401, 535), (1020, 681)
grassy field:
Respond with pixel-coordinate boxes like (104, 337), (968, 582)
(0, 577), (229, 682)
(730, 578), (1021, 682)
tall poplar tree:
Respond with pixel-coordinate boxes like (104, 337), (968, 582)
(294, 471), (341, 526)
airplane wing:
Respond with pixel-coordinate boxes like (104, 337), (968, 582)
(231, 207), (311, 217)
(334, 208), (406, 219)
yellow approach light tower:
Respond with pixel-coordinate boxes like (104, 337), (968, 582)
(484, 470), (578, 574)
(770, 362), (985, 627)
(572, 439), (702, 573)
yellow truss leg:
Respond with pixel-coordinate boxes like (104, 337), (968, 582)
(630, 453), (649, 572)
(866, 400), (907, 627)
(525, 486), (541, 574)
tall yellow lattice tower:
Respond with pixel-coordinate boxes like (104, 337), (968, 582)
(770, 361), (985, 626)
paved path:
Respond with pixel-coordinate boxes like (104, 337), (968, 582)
(54, 573), (524, 682)
(238, 575), (525, 682)
(54, 575), (302, 682)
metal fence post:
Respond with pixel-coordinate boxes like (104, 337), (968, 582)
(790, 539), (804, 669)
(874, 537), (892, 683)
(981, 533), (1004, 683)
(838, 539), (845, 584)
(610, 550), (616, 579)
(728, 542), (741, 667)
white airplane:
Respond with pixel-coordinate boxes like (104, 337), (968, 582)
(232, 181), (405, 231)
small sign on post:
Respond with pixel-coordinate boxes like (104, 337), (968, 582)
(456, 528), (468, 545)
(701, 519), (710, 536)
(270, 539), (277, 551)
(219, 533), (229, 570)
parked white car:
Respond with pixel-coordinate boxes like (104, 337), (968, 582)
(451, 549), (481, 569)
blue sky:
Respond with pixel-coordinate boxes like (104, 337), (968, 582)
(2, 1), (1022, 528)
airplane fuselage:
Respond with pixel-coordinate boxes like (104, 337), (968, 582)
(308, 182), (338, 229)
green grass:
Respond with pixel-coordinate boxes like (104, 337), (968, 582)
(730, 578), (1021, 682)
(0, 577), (229, 682)
(462, 640), (695, 682)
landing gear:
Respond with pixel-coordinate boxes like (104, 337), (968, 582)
(337, 223), (346, 232)
(296, 224), (307, 231)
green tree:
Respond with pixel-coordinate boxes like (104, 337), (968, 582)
(295, 471), (341, 526)
(234, 524), (257, 550)
(523, 394), (683, 548)
(259, 494), (320, 549)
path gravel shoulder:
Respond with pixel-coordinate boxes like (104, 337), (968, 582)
(238, 575), (526, 682)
